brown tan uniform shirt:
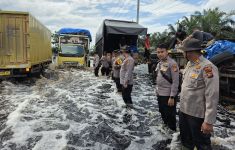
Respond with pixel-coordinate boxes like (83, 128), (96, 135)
(180, 55), (219, 124)
(100, 56), (110, 68)
(112, 56), (123, 78)
(156, 56), (179, 97)
(93, 55), (100, 68)
(120, 56), (135, 85)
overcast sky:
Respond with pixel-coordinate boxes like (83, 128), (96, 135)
(1, 0), (234, 45)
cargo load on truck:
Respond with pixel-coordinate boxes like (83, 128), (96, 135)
(0, 11), (52, 78)
(95, 19), (147, 57)
(204, 40), (235, 103)
(57, 28), (91, 67)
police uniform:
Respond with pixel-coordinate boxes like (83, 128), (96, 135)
(111, 56), (116, 80)
(113, 55), (123, 92)
(179, 38), (219, 150)
(120, 55), (135, 105)
(156, 56), (179, 131)
(93, 55), (100, 76)
(100, 55), (110, 76)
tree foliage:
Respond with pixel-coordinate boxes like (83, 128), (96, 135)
(150, 8), (235, 47)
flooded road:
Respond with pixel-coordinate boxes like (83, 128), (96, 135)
(0, 65), (234, 150)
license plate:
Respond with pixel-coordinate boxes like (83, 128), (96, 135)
(0, 71), (11, 76)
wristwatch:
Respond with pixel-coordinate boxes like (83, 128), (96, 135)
(170, 96), (174, 99)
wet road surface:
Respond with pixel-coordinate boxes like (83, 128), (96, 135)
(0, 65), (234, 150)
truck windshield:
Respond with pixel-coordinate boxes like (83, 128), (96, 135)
(61, 45), (84, 57)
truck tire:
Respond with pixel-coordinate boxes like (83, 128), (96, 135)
(209, 51), (234, 66)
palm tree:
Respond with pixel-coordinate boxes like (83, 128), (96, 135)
(150, 31), (172, 48)
(181, 8), (235, 39)
(150, 7), (235, 47)
(180, 15), (199, 35)
(168, 24), (177, 36)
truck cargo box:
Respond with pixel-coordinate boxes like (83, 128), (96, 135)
(0, 11), (51, 78)
(95, 19), (147, 57)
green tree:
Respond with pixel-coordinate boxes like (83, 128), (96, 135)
(180, 8), (235, 39)
(150, 30), (171, 48)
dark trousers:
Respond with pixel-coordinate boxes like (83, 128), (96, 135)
(144, 48), (150, 60)
(157, 96), (176, 131)
(94, 66), (99, 76)
(179, 112), (212, 150)
(122, 85), (133, 105)
(114, 77), (122, 92)
(111, 72), (115, 80)
(101, 67), (110, 76)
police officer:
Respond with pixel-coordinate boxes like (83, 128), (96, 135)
(113, 50), (123, 92)
(100, 52), (110, 76)
(179, 38), (219, 150)
(155, 44), (179, 131)
(120, 48), (135, 107)
(93, 52), (100, 77)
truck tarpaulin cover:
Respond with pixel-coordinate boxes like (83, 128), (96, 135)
(105, 20), (147, 35)
(205, 40), (235, 59)
(58, 28), (92, 41)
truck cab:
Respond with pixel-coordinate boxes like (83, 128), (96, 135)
(57, 28), (91, 67)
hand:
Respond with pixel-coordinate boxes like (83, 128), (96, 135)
(201, 122), (213, 134)
(168, 98), (174, 106)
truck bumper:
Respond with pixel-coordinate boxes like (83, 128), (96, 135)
(57, 56), (85, 67)
(0, 68), (29, 79)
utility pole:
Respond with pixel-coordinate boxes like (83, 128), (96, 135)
(137, 0), (140, 23)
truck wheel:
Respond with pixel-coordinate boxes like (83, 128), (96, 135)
(209, 51), (234, 66)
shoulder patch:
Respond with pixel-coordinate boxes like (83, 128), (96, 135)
(203, 65), (213, 78)
(172, 64), (178, 72)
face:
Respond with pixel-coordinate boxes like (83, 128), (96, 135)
(114, 52), (118, 57)
(123, 52), (129, 58)
(107, 53), (111, 58)
(156, 48), (168, 60)
(183, 51), (197, 61)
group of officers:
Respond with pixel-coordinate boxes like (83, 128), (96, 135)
(156, 38), (219, 150)
(93, 36), (219, 150)
(93, 48), (135, 107)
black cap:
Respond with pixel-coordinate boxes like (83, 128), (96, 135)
(113, 49), (120, 53)
(121, 46), (131, 53)
(179, 38), (202, 52)
(157, 43), (168, 49)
